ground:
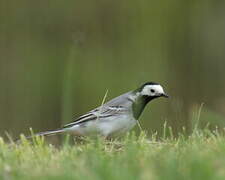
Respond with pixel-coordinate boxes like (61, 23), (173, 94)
(0, 129), (225, 180)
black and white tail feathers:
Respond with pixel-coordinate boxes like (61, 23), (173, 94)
(16, 128), (65, 142)
(34, 128), (65, 137)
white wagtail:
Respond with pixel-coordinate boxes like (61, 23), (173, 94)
(34, 82), (169, 138)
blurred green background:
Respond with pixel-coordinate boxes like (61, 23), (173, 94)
(0, 0), (225, 138)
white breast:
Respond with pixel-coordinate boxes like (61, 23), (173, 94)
(98, 114), (137, 137)
(67, 114), (137, 138)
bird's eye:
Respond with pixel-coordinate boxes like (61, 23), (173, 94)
(150, 89), (155, 93)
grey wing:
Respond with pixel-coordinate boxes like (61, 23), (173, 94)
(63, 91), (134, 128)
(63, 105), (129, 128)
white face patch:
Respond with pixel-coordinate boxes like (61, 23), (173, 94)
(141, 85), (165, 96)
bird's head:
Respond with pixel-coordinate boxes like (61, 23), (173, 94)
(131, 82), (169, 119)
(138, 82), (169, 99)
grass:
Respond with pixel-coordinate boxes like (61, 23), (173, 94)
(0, 129), (225, 180)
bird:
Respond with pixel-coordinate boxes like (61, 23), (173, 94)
(31, 82), (169, 139)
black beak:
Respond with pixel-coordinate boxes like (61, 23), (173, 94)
(161, 93), (169, 98)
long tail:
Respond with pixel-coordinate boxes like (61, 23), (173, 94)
(15, 128), (66, 142)
(34, 128), (65, 137)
